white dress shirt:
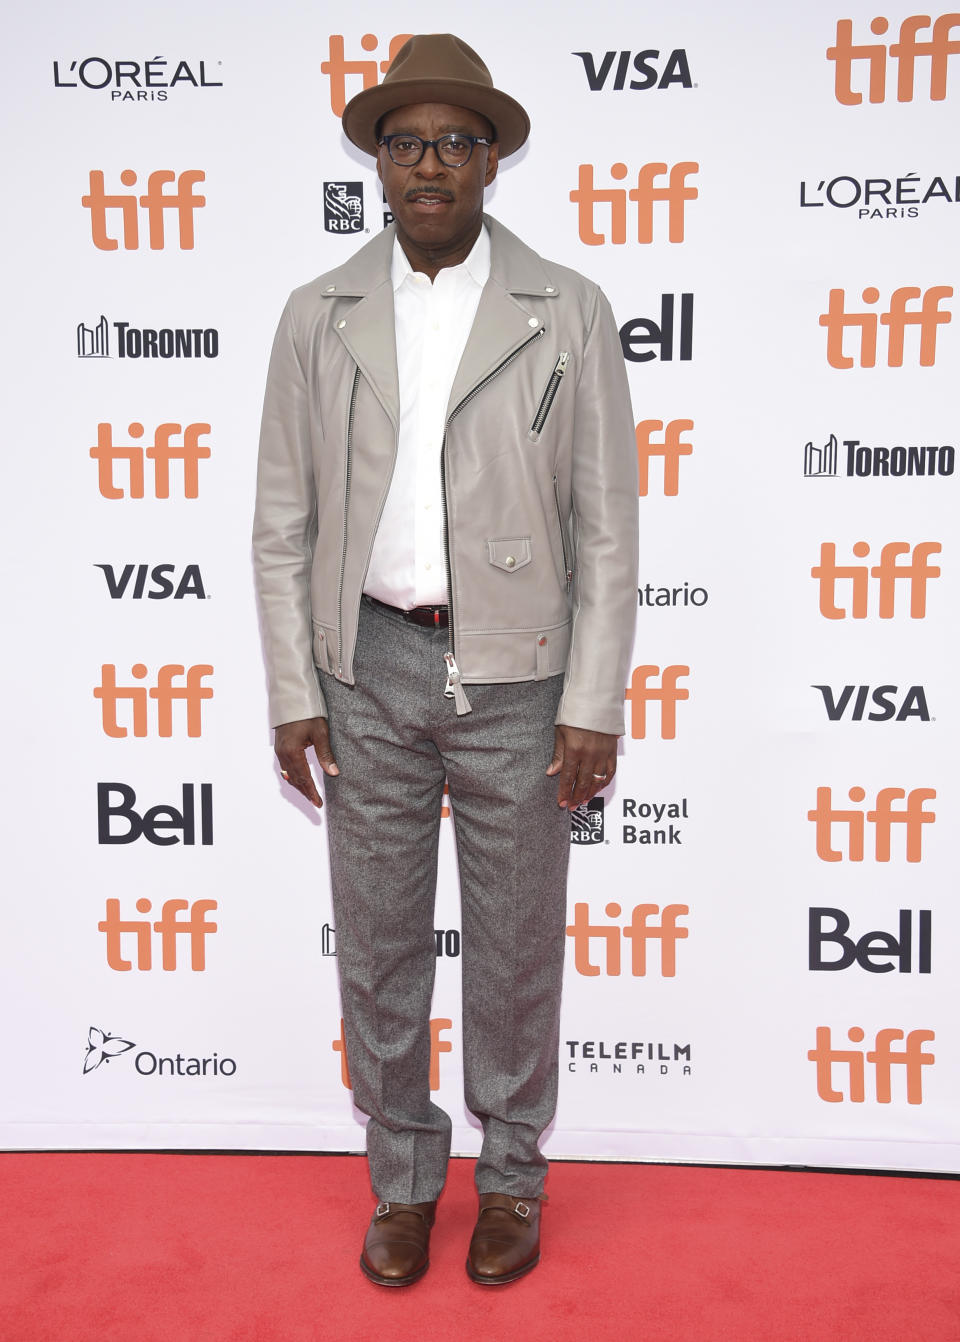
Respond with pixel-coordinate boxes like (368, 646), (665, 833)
(363, 226), (491, 609)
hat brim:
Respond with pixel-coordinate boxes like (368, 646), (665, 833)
(342, 78), (530, 158)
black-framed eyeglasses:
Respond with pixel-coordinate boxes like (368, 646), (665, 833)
(377, 133), (493, 168)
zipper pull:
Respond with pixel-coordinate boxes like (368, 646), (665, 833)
(443, 652), (473, 715)
(555, 351), (569, 378)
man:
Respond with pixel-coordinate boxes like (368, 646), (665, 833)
(253, 34), (638, 1286)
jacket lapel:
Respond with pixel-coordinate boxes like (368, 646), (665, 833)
(447, 214), (560, 414)
(334, 279), (400, 429)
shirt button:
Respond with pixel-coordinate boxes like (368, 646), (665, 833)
(528, 317), (540, 328)
(325, 284), (336, 293)
(336, 319), (346, 329)
(544, 286), (555, 294)
(505, 556), (516, 568)
(424, 562), (432, 571)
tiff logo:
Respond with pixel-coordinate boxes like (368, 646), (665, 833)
(78, 315), (109, 358)
(827, 14), (960, 103)
(320, 33), (412, 115)
(82, 170), (205, 250)
(811, 541), (941, 618)
(566, 902), (688, 976)
(625, 665), (689, 740)
(808, 786), (936, 862)
(99, 897), (218, 971)
(570, 161), (698, 244)
(808, 1027), (934, 1104)
(94, 664), (213, 738)
(819, 286), (952, 367)
(636, 419), (694, 496)
(332, 1017), (452, 1090)
(805, 433), (838, 476)
(90, 422), (211, 499)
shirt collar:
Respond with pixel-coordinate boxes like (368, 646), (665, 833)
(391, 224), (491, 292)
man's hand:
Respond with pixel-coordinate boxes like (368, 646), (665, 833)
(274, 716), (339, 809)
(546, 724), (618, 810)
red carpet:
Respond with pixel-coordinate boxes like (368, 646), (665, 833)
(1, 1153), (957, 1341)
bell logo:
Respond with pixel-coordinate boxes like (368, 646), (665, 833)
(570, 162), (698, 245)
(99, 898), (218, 971)
(94, 663), (213, 738)
(625, 665), (690, 740)
(808, 1027), (934, 1104)
(808, 787), (936, 862)
(90, 422), (211, 499)
(82, 169), (205, 250)
(332, 1017), (452, 1090)
(320, 33), (413, 116)
(819, 286), (952, 367)
(811, 541), (940, 618)
(827, 15), (960, 104)
(566, 902), (688, 977)
(636, 419), (694, 496)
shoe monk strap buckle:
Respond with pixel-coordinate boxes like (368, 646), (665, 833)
(513, 1201), (530, 1219)
(375, 1202), (391, 1218)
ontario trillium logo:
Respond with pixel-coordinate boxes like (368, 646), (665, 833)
(83, 1025), (135, 1074)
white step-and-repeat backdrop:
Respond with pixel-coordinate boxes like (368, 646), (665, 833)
(3, 0), (957, 1171)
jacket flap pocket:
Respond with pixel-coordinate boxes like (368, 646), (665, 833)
(486, 536), (532, 572)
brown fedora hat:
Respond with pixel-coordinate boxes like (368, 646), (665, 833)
(342, 33), (530, 158)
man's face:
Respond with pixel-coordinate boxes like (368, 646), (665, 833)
(377, 102), (499, 263)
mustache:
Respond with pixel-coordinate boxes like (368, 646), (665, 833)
(403, 187), (454, 202)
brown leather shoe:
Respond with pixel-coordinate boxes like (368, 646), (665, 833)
(466, 1193), (543, 1285)
(360, 1200), (436, 1286)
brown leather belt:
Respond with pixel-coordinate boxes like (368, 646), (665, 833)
(365, 595), (449, 628)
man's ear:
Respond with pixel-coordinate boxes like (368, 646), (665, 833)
(484, 143), (500, 187)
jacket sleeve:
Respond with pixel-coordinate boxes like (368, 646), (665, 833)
(555, 286), (638, 736)
(252, 296), (327, 728)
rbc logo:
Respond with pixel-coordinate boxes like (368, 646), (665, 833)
(827, 15), (960, 103)
(324, 182), (364, 233)
(320, 33), (412, 115)
(571, 798), (604, 844)
(82, 170), (205, 250)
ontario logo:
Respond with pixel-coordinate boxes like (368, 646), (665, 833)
(82, 1025), (236, 1076)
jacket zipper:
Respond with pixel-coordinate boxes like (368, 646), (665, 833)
(336, 366), (361, 677)
(553, 474), (572, 590)
(531, 351), (569, 434)
(440, 325), (545, 709)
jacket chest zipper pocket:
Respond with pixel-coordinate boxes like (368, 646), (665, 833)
(529, 351), (569, 436)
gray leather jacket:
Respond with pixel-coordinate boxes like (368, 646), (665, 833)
(253, 215), (638, 736)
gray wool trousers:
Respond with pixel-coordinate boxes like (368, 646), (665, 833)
(319, 597), (570, 1203)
